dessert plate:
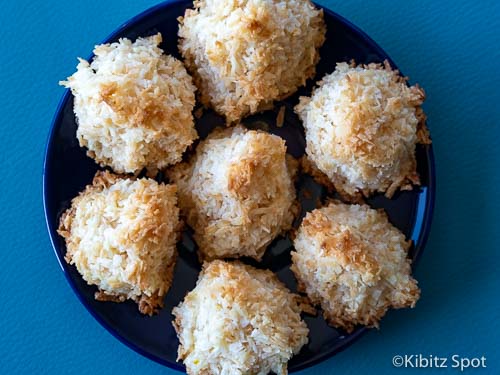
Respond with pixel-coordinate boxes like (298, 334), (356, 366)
(43, 0), (435, 372)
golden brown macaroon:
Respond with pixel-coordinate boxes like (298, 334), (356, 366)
(58, 171), (180, 315)
(178, 0), (326, 123)
(167, 126), (297, 261)
(172, 260), (309, 375)
(291, 201), (420, 332)
(60, 33), (197, 174)
(295, 61), (431, 200)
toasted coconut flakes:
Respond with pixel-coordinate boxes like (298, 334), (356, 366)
(276, 105), (286, 127)
(193, 106), (204, 119)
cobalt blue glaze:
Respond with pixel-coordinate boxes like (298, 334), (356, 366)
(43, 0), (436, 372)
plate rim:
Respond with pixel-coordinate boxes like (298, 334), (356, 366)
(42, 0), (436, 372)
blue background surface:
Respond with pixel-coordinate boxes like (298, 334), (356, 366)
(1, 0), (499, 374)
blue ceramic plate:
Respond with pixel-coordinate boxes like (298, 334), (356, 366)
(43, 0), (435, 372)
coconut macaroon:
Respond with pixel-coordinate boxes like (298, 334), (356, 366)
(168, 126), (296, 261)
(178, 0), (326, 123)
(58, 171), (180, 315)
(295, 61), (431, 199)
(60, 33), (197, 174)
(173, 260), (309, 375)
(291, 201), (420, 332)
